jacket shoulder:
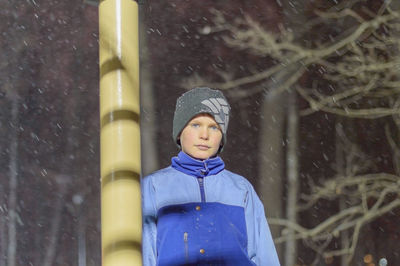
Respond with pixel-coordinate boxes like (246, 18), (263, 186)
(221, 169), (254, 188)
(142, 166), (176, 180)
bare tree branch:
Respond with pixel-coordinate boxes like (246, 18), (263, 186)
(190, 3), (400, 263)
(197, 5), (400, 120)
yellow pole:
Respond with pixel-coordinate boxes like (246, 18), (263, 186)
(99, 0), (141, 265)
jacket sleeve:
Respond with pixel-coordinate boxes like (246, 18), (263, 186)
(142, 176), (157, 266)
(248, 186), (281, 266)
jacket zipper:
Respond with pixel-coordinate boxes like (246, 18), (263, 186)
(197, 177), (206, 202)
(197, 161), (208, 202)
(184, 232), (189, 263)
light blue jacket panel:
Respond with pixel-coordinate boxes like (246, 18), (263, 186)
(142, 166), (280, 266)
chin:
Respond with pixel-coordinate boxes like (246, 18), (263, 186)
(193, 155), (208, 160)
(186, 152), (207, 160)
(195, 153), (217, 160)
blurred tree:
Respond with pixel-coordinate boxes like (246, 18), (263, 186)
(140, 6), (159, 175)
(0, 1), (100, 265)
(7, 90), (19, 266)
(198, 0), (400, 264)
(0, 2), (35, 264)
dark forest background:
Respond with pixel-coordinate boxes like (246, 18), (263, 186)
(1, 0), (399, 265)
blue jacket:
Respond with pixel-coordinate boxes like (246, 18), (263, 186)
(142, 152), (280, 266)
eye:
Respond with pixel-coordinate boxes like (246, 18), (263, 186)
(210, 125), (219, 130)
(191, 123), (200, 128)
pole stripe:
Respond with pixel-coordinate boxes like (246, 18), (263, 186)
(103, 240), (142, 257)
(99, 57), (124, 80)
(98, 0), (142, 4)
(102, 170), (140, 187)
(101, 110), (140, 128)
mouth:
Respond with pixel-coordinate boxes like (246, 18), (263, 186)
(195, 145), (210, 151)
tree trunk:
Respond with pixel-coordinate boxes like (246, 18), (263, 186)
(0, 112), (8, 266)
(42, 179), (69, 266)
(0, 207), (5, 266)
(77, 201), (87, 266)
(257, 91), (285, 256)
(7, 95), (19, 266)
(0, 100), (7, 265)
(41, 58), (82, 264)
(139, 8), (159, 175)
(140, 58), (159, 175)
(335, 121), (349, 266)
(279, 1), (308, 264)
(284, 91), (299, 265)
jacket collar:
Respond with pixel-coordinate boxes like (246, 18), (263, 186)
(171, 151), (225, 178)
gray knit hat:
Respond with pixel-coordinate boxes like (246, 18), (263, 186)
(173, 87), (231, 149)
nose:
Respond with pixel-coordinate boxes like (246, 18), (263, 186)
(199, 127), (209, 140)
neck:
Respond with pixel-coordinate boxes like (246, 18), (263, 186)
(171, 151), (225, 177)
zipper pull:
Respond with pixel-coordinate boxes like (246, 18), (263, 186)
(184, 232), (189, 262)
(203, 161), (209, 175)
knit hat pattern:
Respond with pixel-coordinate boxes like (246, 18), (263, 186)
(173, 87), (231, 148)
